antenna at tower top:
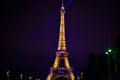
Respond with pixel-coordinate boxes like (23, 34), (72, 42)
(62, 0), (64, 7)
(61, 0), (65, 10)
(60, 0), (65, 12)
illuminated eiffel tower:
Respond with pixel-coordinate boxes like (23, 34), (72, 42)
(46, 0), (75, 80)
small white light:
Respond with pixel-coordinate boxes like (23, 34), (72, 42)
(106, 52), (108, 54)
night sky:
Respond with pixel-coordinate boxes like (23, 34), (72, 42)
(1, 0), (120, 79)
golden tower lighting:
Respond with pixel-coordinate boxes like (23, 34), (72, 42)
(46, 0), (75, 80)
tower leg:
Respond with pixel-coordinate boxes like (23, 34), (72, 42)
(46, 73), (53, 80)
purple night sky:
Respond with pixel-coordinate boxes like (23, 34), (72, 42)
(1, 0), (120, 79)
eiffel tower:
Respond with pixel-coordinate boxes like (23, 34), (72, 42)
(46, 0), (75, 80)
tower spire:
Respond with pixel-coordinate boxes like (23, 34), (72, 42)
(62, 0), (64, 7)
(58, 0), (66, 51)
(61, 0), (65, 11)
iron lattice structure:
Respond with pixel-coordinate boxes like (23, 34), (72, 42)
(46, 0), (75, 80)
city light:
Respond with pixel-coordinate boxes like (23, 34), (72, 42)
(106, 52), (108, 54)
(108, 49), (112, 52)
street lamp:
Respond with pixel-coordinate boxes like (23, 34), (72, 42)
(6, 71), (10, 80)
(20, 74), (23, 80)
(106, 48), (112, 80)
(29, 76), (32, 80)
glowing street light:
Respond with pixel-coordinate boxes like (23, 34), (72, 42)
(80, 72), (83, 79)
(29, 76), (32, 80)
(108, 49), (112, 53)
(20, 74), (23, 80)
(6, 71), (10, 80)
(106, 52), (108, 54)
